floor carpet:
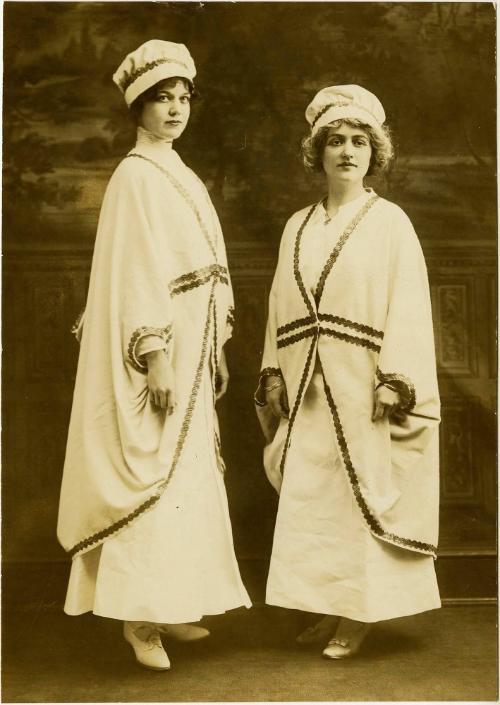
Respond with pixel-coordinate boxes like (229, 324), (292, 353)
(2, 562), (498, 702)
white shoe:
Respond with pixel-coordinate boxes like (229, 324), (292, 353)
(322, 619), (371, 660)
(123, 622), (171, 671)
(157, 623), (210, 642)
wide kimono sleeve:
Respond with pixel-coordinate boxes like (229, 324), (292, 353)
(91, 160), (174, 375)
(376, 207), (440, 421)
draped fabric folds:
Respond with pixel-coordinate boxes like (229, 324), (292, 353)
(256, 191), (441, 558)
(58, 137), (235, 559)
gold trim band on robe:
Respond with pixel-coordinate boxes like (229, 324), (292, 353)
(119, 58), (190, 92)
(128, 325), (173, 373)
(278, 337), (317, 476)
(277, 327), (318, 349)
(292, 195), (379, 317)
(271, 196), (436, 558)
(318, 327), (381, 353)
(318, 313), (383, 339)
(277, 315), (317, 337)
(68, 281), (217, 557)
(275, 314), (384, 352)
(169, 264), (229, 296)
(322, 376), (436, 557)
(376, 367), (416, 412)
(314, 194), (379, 304)
(125, 153), (218, 260)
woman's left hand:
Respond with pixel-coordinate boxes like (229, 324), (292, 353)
(372, 386), (404, 422)
(215, 349), (229, 401)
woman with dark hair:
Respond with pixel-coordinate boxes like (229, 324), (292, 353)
(58, 40), (250, 671)
(255, 85), (441, 659)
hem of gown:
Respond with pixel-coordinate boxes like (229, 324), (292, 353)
(264, 595), (442, 623)
(64, 597), (252, 622)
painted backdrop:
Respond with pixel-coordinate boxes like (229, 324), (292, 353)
(3, 2), (496, 599)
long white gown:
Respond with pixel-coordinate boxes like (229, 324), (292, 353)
(61, 128), (251, 622)
(264, 192), (441, 622)
(65, 367), (251, 622)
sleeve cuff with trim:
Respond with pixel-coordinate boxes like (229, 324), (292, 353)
(254, 366), (284, 407)
(375, 367), (416, 412)
(128, 325), (172, 373)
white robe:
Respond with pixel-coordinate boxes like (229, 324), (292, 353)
(58, 129), (251, 621)
(257, 189), (441, 621)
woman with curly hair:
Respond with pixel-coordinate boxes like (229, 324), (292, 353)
(255, 85), (441, 659)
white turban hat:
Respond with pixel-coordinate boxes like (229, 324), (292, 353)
(113, 40), (196, 107)
(306, 85), (385, 135)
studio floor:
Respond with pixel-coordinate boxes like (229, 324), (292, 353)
(2, 562), (498, 702)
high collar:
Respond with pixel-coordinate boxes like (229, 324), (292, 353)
(133, 126), (181, 164)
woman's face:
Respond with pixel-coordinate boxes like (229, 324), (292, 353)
(322, 124), (372, 187)
(140, 79), (191, 141)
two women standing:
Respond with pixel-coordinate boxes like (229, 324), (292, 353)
(57, 42), (440, 670)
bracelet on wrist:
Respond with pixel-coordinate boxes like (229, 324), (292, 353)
(264, 381), (284, 393)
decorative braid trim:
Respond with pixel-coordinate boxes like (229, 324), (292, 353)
(69, 281), (217, 557)
(376, 368), (416, 412)
(311, 101), (378, 129)
(318, 313), (383, 340)
(126, 154), (218, 259)
(322, 377), (436, 557)
(276, 323), (380, 353)
(311, 103), (336, 129)
(226, 306), (235, 329)
(172, 272), (228, 296)
(277, 315), (317, 337)
(319, 327), (381, 353)
(212, 298), (219, 379)
(70, 494), (162, 557)
(259, 367), (283, 382)
(254, 367), (282, 407)
(255, 366), (284, 406)
(127, 325), (172, 373)
(315, 194), (378, 304)
(293, 204), (319, 316)
(214, 431), (226, 474)
(169, 264), (228, 296)
(277, 326), (318, 349)
(120, 58), (190, 92)
(278, 337), (318, 475)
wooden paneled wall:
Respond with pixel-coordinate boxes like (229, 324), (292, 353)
(2, 241), (496, 569)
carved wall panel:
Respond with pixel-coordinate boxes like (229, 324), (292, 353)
(2, 242), (496, 561)
(27, 280), (75, 382)
(440, 397), (477, 503)
(432, 281), (476, 377)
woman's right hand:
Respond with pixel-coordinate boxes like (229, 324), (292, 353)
(145, 350), (176, 413)
(265, 375), (289, 419)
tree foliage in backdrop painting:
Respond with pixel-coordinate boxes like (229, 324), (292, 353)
(3, 2), (496, 244)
